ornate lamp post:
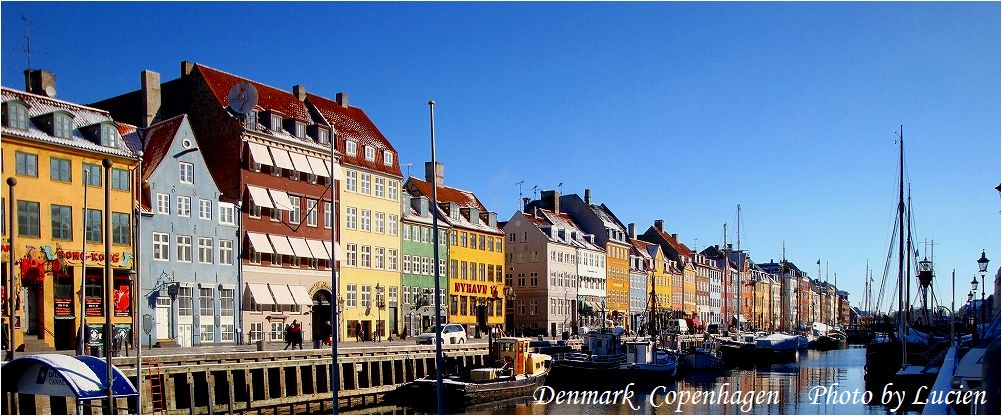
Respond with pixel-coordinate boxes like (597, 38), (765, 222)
(970, 276), (979, 340)
(967, 291), (975, 334)
(977, 250), (989, 336)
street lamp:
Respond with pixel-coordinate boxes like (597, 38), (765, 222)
(967, 291), (975, 333)
(375, 283), (384, 341)
(970, 276), (979, 339)
(977, 250), (988, 338)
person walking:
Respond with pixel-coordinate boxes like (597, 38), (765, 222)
(283, 323), (294, 350)
(293, 321), (304, 350)
(354, 321), (363, 342)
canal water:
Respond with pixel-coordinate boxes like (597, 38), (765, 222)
(349, 345), (910, 414)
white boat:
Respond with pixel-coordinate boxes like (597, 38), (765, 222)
(755, 333), (800, 356)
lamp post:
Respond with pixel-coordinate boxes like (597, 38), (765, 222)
(5, 178), (16, 362)
(504, 285), (515, 335)
(977, 250), (989, 337)
(967, 291), (974, 333)
(375, 283), (384, 342)
(970, 276), (979, 340)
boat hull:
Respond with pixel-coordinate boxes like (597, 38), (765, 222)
(392, 368), (550, 409)
(681, 350), (724, 371)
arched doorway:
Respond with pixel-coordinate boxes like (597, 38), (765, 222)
(311, 290), (332, 345)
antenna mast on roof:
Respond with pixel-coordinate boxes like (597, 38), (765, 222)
(557, 182), (563, 194)
(515, 180), (524, 209)
(22, 16), (34, 70)
(532, 185), (539, 199)
(401, 163), (415, 179)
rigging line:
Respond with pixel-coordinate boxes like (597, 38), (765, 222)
(876, 209), (898, 313)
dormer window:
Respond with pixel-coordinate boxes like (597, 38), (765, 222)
(53, 113), (73, 139)
(270, 114), (283, 133)
(245, 111), (257, 130)
(101, 123), (120, 148)
(364, 146), (375, 162)
(3, 101), (28, 130)
(383, 150), (394, 166)
(346, 140), (357, 157)
(317, 128), (330, 144)
(294, 122), (305, 138)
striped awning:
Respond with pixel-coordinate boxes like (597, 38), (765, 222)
(306, 239), (330, 260)
(289, 152), (314, 175)
(246, 283), (275, 305)
(268, 148), (295, 170)
(307, 156), (329, 177)
(268, 235), (295, 256)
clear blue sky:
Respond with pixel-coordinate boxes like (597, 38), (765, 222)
(3, 2), (998, 312)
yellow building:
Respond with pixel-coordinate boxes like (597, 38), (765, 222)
(2, 82), (138, 351)
(631, 239), (672, 311)
(605, 241), (631, 328)
(405, 163), (505, 333)
(311, 94), (404, 341)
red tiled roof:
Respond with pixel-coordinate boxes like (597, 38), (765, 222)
(138, 114), (187, 182)
(407, 177), (486, 211)
(631, 239), (655, 252)
(195, 64), (312, 122)
(306, 93), (402, 177)
(653, 227), (693, 256)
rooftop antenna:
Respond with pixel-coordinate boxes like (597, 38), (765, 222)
(22, 16), (34, 70)
(515, 180), (524, 209)
(532, 185), (539, 199)
(401, 163), (415, 178)
(557, 182), (563, 194)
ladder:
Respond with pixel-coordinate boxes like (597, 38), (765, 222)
(145, 358), (166, 414)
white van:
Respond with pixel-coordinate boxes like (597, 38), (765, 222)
(666, 319), (689, 334)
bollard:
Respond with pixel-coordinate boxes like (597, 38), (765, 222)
(256, 340), (265, 351)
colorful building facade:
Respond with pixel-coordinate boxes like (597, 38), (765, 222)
(400, 194), (449, 336)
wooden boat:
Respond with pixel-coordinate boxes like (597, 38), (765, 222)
(682, 347), (724, 371)
(391, 337), (551, 408)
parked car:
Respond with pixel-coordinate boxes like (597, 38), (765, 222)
(666, 319), (689, 334)
(415, 324), (467, 345)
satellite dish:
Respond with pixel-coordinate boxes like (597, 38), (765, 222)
(44, 85), (56, 97)
(227, 82), (258, 114)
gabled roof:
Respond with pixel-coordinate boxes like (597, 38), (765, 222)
(531, 208), (602, 251)
(306, 93), (401, 178)
(648, 225), (693, 257)
(407, 177), (486, 211)
(1, 87), (135, 158)
(631, 239), (656, 259)
(195, 64), (312, 122)
(130, 114), (187, 182)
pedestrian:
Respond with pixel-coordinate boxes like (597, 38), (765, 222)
(519, 323), (525, 337)
(325, 320), (333, 346)
(354, 321), (363, 342)
(283, 323), (294, 350)
(293, 321), (304, 350)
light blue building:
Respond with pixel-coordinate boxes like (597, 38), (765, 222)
(126, 115), (240, 346)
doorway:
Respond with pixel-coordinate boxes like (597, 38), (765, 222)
(177, 324), (193, 347)
(23, 286), (41, 337)
(311, 290), (331, 343)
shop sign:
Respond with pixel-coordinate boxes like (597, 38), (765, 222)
(86, 299), (103, 317)
(453, 282), (500, 297)
(54, 298), (73, 317)
(114, 283), (131, 317)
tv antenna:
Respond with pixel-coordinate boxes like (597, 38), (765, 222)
(557, 182), (563, 194)
(227, 82), (259, 115)
(22, 16), (34, 70)
(401, 163), (415, 178)
(532, 185), (539, 199)
(515, 180), (525, 208)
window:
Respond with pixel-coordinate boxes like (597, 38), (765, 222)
(450, 260), (458, 278)
(245, 111), (257, 130)
(422, 227), (430, 243)
(389, 181), (399, 202)
(383, 150), (394, 166)
(271, 115), (283, 132)
(177, 235), (192, 262)
(295, 122), (305, 138)
(219, 240), (234, 265)
(306, 199), (318, 227)
(318, 129), (329, 144)
(460, 232), (467, 247)
(6, 102), (27, 129)
(82, 163), (101, 186)
(375, 177), (385, 198)
(289, 196), (301, 224)
(345, 170), (357, 192)
(346, 207), (357, 229)
(248, 247), (261, 264)
(403, 255), (411, 273)
(364, 146), (375, 162)
(219, 203), (235, 225)
(440, 259), (447, 276)
(50, 158), (71, 182)
(346, 140), (357, 157)
(179, 162), (194, 184)
(271, 254), (283, 267)
(403, 224), (411, 241)
(220, 324), (235, 342)
(156, 194), (170, 215)
(153, 233), (169, 260)
(178, 287), (193, 317)
(388, 215), (398, 236)
(200, 287), (214, 318)
(375, 212), (385, 233)
(529, 299), (538, 315)
(360, 173), (371, 194)
(111, 168), (130, 191)
(361, 245), (371, 268)
(198, 237), (213, 263)
(324, 201), (332, 229)
(53, 113), (73, 138)
(50, 204), (72, 240)
(375, 247), (385, 269)
(361, 285), (372, 308)
(289, 255), (300, 268)
(413, 257), (422, 275)
(15, 152), (38, 177)
(270, 322), (284, 341)
(248, 200), (261, 218)
(347, 284), (358, 308)
(112, 212), (130, 244)
(199, 199), (212, 220)
(388, 249), (398, 271)
(360, 209), (371, 232)
(177, 196), (191, 217)
(346, 244), (357, 267)
(84, 208), (102, 243)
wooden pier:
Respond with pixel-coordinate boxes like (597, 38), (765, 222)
(6, 343), (491, 415)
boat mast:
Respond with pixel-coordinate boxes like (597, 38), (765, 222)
(736, 204), (742, 333)
(722, 223), (728, 333)
(897, 125), (906, 367)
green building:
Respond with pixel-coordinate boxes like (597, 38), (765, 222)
(400, 193), (450, 336)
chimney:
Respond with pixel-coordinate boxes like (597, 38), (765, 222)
(23, 69), (56, 97)
(628, 223), (637, 239)
(141, 70), (161, 128)
(336, 92), (349, 107)
(671, 233), (677, 240)
(293, 85), (307, 101)
(424, 161), (444, 185)
(522, 197), (531, 211)
(533, 207), (540, 219)
(584, 188), (592, 205)
(540, 190), (560, 214)
(654, 220), (664, 231)
(181, 61), (195, 77)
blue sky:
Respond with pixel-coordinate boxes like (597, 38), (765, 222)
(3, 2), (998, 311)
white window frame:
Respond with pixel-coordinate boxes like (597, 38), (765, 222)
(179, 162), (194, 184)
(324, 201), (332, 229)
(388, 249), (398, 271)
(153, 232), (169, 261)
(389, 180), (398, 201)
(288, 196), (301, 224)
(360, 209), (371, 232)
(346, 141), (357, 157)
(199, 199), (212, 220)
(403, 255), (412, 273)
(388, 215), (398, 236)
(360, 173), (371, 194)
(375, 212), (385, 234)
(306, 199), (318, 227)
(177, 235), (192, 263)
(345, 170), (357, 192)
(198, 237), (213, 264)
(157, 194), (170, 215)
(219, 239), (234, 265)
(177, 196), (191, 217)
(383, 150), (393, 166)
(375, 177), (385, 198)
(219, 203), (235, 225)
(346, 207), (357, 229)
(364, 146), (375, 162)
